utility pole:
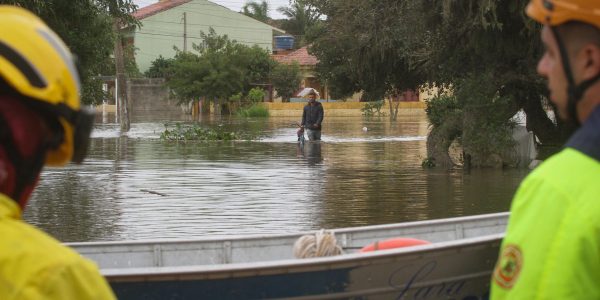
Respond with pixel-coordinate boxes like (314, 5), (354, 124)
(183, 12), (187, 51)
(113, 19), (130, 132)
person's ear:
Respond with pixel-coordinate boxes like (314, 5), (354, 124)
(580, 44), (600, 80)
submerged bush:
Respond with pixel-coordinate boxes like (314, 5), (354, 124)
(425, 74), (518, 168)
(160, 123), (257, 141)
(361, 100), (385, 117)
(421, 157), (436, 168)
(236, 104), (269, 118)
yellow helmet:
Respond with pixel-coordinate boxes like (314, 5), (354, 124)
(527, 0), (600, 28)
(0, 5), (93, 166)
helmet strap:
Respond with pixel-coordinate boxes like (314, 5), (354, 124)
(550, 27), (600, 126)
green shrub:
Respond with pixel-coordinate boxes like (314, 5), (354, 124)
(236, 104), (269, 118)
(361, 100), (385, 117)
(456, 75), (516, 165)
(230, 92), (243, 103)
(247, 88), (266, 103)
(425, 94), (461, 127)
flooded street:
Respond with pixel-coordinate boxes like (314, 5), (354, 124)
(24, 112), (528, 242)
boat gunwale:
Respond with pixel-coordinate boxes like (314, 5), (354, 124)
(67, 212), (509, 248)
(102, 233), (504, 281)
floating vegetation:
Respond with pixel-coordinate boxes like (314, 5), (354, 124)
(160, 123), (257, 141)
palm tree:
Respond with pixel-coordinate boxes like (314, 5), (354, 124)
(276, 0), (321, 37)
(242, 0), (269, 23)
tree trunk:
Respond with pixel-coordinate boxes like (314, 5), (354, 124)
(387, 98), (400, 121)
(426, 114), (462, 169)
(213, 98), (222, 116)
(113, 20), (130, 132)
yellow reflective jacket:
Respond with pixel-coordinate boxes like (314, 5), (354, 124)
(0, 194), (115, 299)
(491, 107), (600, 299)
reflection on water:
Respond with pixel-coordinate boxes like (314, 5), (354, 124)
(25, 113), (528, 242)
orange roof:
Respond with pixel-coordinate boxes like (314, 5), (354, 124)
(272, 46), (318, 66)
(133, 0), (192, 20)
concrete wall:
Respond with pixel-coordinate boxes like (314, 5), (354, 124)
(127, 78), (185, 118)
(135, 0), (278, 72)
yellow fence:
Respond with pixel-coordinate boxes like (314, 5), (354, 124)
(96, 101), (426, 117)
(260, 101), (426, 117)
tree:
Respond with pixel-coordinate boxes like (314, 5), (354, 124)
(271, 62), (302, 102)
(1, 0), (138, 105)
(406, 0), (572, 166)
(233, 44), (276, 94)
(277, 0), (321, 46)
(306, 0), (572, 168)
(307, 1), (424, 102)
(242, 0), (269, 23)
(164, 28), (275, 115)
(145, 55), (175, 79)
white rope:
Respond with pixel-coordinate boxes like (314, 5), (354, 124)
(293, 229), (343, 259)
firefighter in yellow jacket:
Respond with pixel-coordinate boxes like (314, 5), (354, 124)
(0, 6), (115, 299)
(491, 0), (600, 299)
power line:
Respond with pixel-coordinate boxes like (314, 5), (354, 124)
(135, 31), (273, 45)
(137, 27), (274, 43)
(141, 19), (278, 32)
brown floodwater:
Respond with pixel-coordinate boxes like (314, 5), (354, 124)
(24, 112), (528, 242)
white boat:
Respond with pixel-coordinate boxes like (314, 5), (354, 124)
(68, 212), (508, 299)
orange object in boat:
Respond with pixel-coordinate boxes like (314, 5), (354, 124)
(360, 238), (430, 252)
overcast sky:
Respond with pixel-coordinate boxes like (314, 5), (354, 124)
(133, 0), (290, 19)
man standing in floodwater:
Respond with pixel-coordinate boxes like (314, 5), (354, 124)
(491, 0), (600, 298)
(301, 90), (324, 141)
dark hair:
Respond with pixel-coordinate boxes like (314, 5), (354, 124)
(557, 21), (600, 54)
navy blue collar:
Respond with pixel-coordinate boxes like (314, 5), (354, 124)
(566, 105), (600, 162)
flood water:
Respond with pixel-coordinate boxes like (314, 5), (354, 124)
(24, 112), (528, 243)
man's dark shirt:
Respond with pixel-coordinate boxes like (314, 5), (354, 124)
(301, 101), (324, 130)
(566, 105), (600, 162)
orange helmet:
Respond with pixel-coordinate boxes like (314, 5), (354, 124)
(526, 0), (600, 28)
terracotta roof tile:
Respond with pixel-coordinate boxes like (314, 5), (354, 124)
(272, 46), (318, 66)
(133, 0), (192, 20)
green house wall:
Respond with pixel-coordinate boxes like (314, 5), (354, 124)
(135, 0), (278, 72)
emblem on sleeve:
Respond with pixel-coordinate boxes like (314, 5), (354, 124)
(493, 244), (523, 289)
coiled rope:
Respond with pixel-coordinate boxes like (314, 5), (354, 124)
(293, 229), (343, 259)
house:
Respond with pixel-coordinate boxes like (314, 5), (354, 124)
(272, 46), (331, 102)
(131, 0), (285, 72)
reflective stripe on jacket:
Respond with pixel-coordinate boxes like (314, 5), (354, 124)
(0, 194), (115, 299)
